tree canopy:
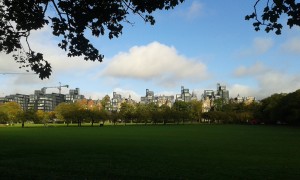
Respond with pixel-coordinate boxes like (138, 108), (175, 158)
(246, 0), (300, 35)
(1, 0), (299, 79)
(0, 0), (184, 79)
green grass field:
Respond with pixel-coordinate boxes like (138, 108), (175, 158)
(0, 125), (300, 179)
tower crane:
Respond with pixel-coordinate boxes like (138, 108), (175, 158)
(41, 82), (69, 94)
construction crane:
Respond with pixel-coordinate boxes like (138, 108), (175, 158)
(1, 72), (35, 75)
(41, 82), (69, 94)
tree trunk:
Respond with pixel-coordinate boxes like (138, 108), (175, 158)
(22, 121), (24, 128)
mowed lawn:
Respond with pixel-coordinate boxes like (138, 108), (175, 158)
(0, 125), (300, 179)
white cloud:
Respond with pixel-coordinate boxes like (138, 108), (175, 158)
(101, 41), (208, 88)
(281, 37), (300, 54)
(234, 62), (267, 77)
(229, 84), (257, 98)
(257, 71), (300, 95)
(232, 62), (300, 99)
(186, 1), (203, 20)
(253, 37), (274, 54)
(237, 37), (274, 57)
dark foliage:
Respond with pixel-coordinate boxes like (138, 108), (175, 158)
(246, 0), (300, 35)
(0, 0), (184, 79)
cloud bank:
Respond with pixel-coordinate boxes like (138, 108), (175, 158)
(186, 1), (204, 20)
(281, 37), (300, 54)
(233, 62), (300, 99)
(237, 37), (274, 57)
(102, 41), (208, 88)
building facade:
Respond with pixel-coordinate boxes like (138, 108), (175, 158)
(3, 94), (29, 111)
(176, 86), (197, 102)
(202, 83), (230, 112)
(140, 89), (155, 104)
(111, 92), (123, 112)
(65, 88), (85, 103)
(0, 88), (84, 112)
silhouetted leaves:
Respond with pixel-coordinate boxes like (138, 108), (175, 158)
(0, 0), (185, 79)
(246, 0), (300, 35)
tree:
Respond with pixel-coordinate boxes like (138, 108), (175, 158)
(16, 109), (38, 128)
(119, 102), (135, 125)
(0, 102), (22, 124)
(0, 0), (185, 79)
(172, 101), (191, 124)
(109, 110), (119, 125)
(276, 89), (300, 125)
(88, 107), (108, 126)
(190, 100), (202, 123)
(101, 95), (111, 110)
(36, 110), (51, 126)
(160, 104), (172, 125)
(135, 103), (150, 124)
(246, 0), (300, 35)
(0, 111), (8, 124)
(147, 102), (160, 124)
(54, 102), (78, 126)
(258, 93), (285, 124)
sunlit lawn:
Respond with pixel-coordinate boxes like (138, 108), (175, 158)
(0, 124), (300, 179)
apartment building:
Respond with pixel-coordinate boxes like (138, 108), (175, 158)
(176, 86), (197, 102)
(111, 92), (123, 112)
(141, 89), (174, 107)
(0, 88), (84, 112)
(2, 94), (29, 111)
(140, 89), (155, 104)
(202, 83), (230, 112)
(65, 88), (85, 103)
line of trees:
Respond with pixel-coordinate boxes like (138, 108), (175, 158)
(0, 99), (202, 127)
(0, 102), (55, 128)
(202, 90), (300, 125)
(117, 100), (203, 125)
(1, 89), (300, 127)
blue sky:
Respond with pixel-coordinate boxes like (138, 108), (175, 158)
(1, 0), (300, 101)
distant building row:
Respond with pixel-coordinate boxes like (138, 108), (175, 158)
(0, 88), (84, 112)
(0, 83), (255, 112)
(140, 86), (197, 107)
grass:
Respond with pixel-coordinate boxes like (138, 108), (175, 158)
(0, 124), (300, 179)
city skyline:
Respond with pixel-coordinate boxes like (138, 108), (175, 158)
(0, 83), (254, 103)
(1, 1), (299, 102)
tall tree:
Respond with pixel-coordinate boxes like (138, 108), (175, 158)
(135, 103), (150, 124)
(0, 111), (8, 124)
(0, 102), (22, 124)
(160, 104), (171, 125)
(119, 101), (135, 125)
(16, 109), (38, 128)
(101, 95), (111, 111)
(190, 100), (202, 123)
(54, 102), (78, 126)
(36, 110), (54, 126)
(147, 102), (160, 124)
(172, 101), (191, 124)
(0, 0), (184, 79)
(277, 89), (300, 125)
(259, 93), (285, 124)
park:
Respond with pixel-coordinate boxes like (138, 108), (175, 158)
(1, 124), (300, 179)
(1, 1), (300, 179)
